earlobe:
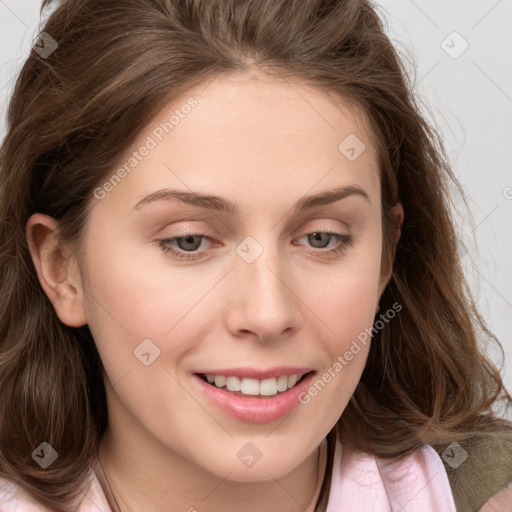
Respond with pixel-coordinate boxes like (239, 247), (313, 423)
(25, 213), (88, 327)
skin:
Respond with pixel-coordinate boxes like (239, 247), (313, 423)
(26, 69), (403, 512)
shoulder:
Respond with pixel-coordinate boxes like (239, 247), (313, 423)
(0, 464), (111, 512)
(437, 431), (512, 512)
(327, 440), (457, 510)
(479, 481), (512, 511)
(0, 475), (50, 511)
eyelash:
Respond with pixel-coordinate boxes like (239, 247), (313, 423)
(156, 230), (354, 261)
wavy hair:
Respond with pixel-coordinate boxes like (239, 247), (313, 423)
(0, 0), (510, 510)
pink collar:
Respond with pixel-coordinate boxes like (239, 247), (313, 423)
(324, 438), (457, 511)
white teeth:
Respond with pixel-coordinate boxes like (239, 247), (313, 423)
(226, 376), (241, 392)
(214, 375), (226, 388)
(277, 375), (288, 392)
(240, 378), (260, 395)
(259, 377), (278, 396)
(287, 374), (298, 388)
(204, 373), (307, 397)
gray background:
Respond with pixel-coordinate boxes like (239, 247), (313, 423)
(1, 1), (511, 397)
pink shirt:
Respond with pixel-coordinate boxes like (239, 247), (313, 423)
(0, 438), (457, 511)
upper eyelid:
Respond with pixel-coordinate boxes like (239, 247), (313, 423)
(162, 228), (349, 248)
(164, 227), (348, 242)
(162, 217), (349, 236)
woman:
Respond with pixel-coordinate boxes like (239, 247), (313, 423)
(0, 1), (511, 510)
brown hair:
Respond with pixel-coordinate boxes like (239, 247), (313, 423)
(0, 0), (510, 510)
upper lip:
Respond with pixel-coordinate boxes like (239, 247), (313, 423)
(194, 366), (314, 380)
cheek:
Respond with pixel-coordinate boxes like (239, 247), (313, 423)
(298, 277), (377, 420)
(308, 256), (382, 343)
(81, 224), (212, 338)
(302, 237), (382, 384)
(312, 281), (375, 381)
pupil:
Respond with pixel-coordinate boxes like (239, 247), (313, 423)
(178, 235), (201, 251)
(309, 232), (329, 248)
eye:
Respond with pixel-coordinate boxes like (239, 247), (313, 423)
(157, 234), (214, 261)
(156, 229), (355, 262)
(296, 231), (354, 257)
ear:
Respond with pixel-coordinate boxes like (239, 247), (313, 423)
(25, 213), (87, 327)
(376, 203), (404, 310)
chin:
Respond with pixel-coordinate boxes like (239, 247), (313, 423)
(195, 445), (307, 483)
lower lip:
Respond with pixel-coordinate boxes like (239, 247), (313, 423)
(192, 372), (316, 424)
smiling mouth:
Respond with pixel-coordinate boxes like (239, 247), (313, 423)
(196, 371), (314, 398)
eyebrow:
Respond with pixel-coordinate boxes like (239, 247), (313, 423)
(132, 184), (370, 214)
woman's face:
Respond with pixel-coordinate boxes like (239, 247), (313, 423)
(41, 70), (401, 481)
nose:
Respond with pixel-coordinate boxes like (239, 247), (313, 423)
(225, 240), (301, 342)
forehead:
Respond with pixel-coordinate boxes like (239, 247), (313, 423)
(98, 70), (381, 216)
(165, 69), (378, 162)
